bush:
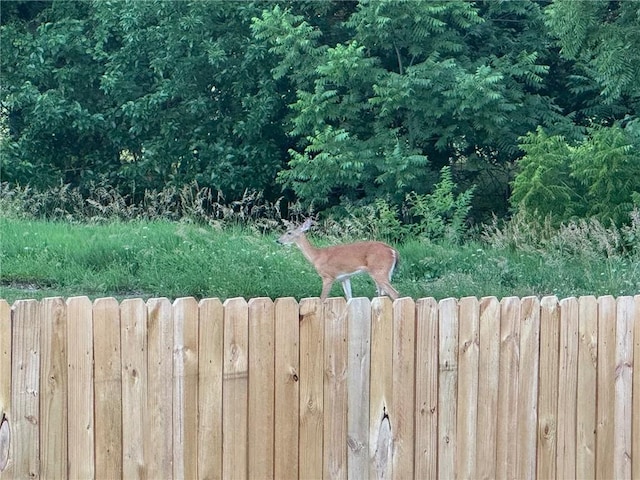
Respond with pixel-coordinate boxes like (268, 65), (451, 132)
(511, 124), (640, 227)
(318, 166), (475, 244)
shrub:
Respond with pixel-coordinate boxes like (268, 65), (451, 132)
(318, 166), (475, 244)
(511, 124), (640, 226)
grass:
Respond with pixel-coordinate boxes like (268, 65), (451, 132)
(1, 216), (638, 304)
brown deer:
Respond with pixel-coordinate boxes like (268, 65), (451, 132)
(277, 219), (400, 301)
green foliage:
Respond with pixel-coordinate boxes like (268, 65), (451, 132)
(1, 0), (637, 224)
(314, 166), (474, 244)
(545, 0), (640, 104)
(253, 0), (568, 210)
(321, 198), (408, 244)
(0, 181), (285, 230)
(483, 208), (640, 257)
(405, 166), (475, 242)
(511, 125), (640, 226)
(1, 0), (289, 201)
(510, 127), (580, 220)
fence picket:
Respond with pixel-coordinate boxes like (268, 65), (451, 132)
(391, 297), (416, 480)
(197, 298), (224, 480)
(274, 297), (300, 480)
(120, 298), (147, 479)
(557, 297), (579, 479)
(614, 296), (634, 479)
(516, 296), (540, 480)
(67, 296), (94, 479)
(576, 296), (597, 480)
(0, 299), (10, 475)
(39, 297), (68, 479)
(536, 296), (560, 480)
(438, 298), (458, 480)
(413, 297), (438, 480)
(369, 297), (394, 480)
(299, 298), (324, 480)
(2, 294), (639, 479)
(496, 296), (521, 480)
(456, 296), (479, 480)
(633, 295), (640, 480)
(347, 298), (371, 478)
(173, 297), (199, 480)
(144, 298), (174, 479)
(10, 300), (40, 479)
(597, 295), (616, 480)
(222, 297), (249, 480)
(248, 297), (276, 480)
(323, 297), (348, 480)
(93, 297), (122, 480)
(476, 296), (500, 480)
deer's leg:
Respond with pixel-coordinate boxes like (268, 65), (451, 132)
(341, 278), (353, 300)
(320, 277), (334, 301)
(371, 273), (399, 300)
(379, 282), (399, 300)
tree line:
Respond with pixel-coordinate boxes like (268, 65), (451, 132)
(2, 0), (639, 225)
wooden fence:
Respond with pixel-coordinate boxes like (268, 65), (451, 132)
(0, 295), (638, 479)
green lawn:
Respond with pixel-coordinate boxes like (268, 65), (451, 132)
(1, 217), (638, 304)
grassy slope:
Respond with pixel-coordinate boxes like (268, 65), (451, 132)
(1, 217), (638, 304)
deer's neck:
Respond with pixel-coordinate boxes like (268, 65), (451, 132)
(295, 234), (322, 264)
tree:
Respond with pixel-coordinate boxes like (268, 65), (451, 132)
(94, 0), (291, 198)
(509, 0), (640, 227)
(1, 1), (115, 190)
(253, 0), (571, 214)
(545, 0), (640, 107)
(2, 0), (290, 201)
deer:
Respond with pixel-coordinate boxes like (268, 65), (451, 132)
(277, 218), (400, 301)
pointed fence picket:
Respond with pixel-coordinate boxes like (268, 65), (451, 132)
(0, 294), (638, 479)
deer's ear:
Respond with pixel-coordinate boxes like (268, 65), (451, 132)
(301, 218), (314, 231)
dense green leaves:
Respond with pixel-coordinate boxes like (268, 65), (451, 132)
(545, 0), (640, 104)
(512, 124), (640, 226)
(1, 0), (638, 224)
(2, 0), (289, 199)
(253, 0), (570, 211)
